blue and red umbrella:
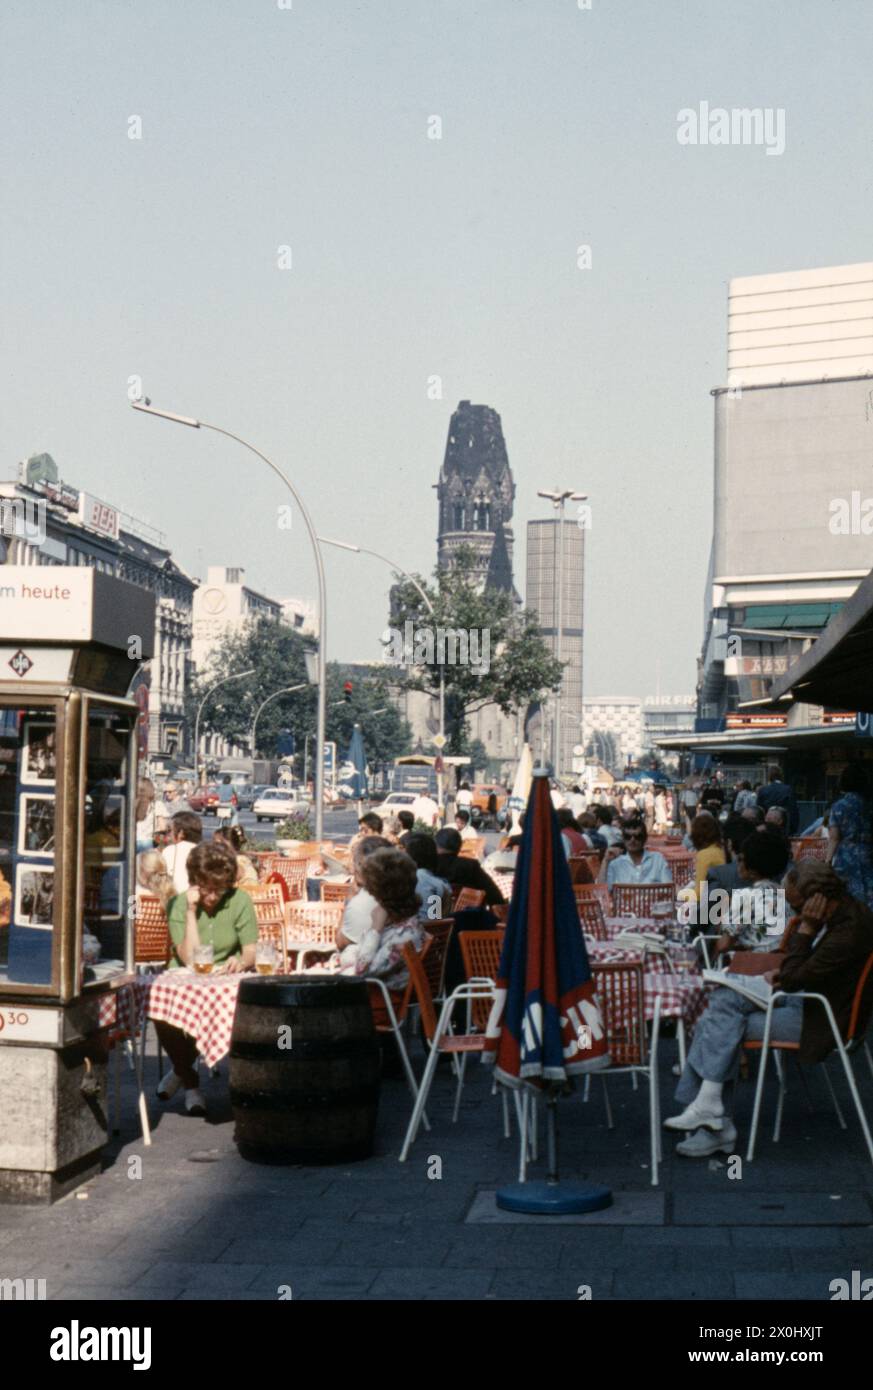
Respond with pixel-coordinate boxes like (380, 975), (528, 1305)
(484, 769), (612, 1211)
(485, 770), (610, 1083)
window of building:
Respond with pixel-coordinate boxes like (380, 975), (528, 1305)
(226, 568), (241, 584)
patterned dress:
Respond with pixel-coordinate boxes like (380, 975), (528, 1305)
(351, 914), (427, 991)
(831, 792), (873, 908)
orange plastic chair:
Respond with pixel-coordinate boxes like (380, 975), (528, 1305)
(575, 883), (613, 917)
(134, 894), (171, 970)
(568, 854), (597, 884)
(262, 857), (307, 900)
(458, 837), (486, 860)
(744, 949), (873, 1164)
(453, 887), (486, 911)
(612, 883), (675, 917)
(239, 884), (288, 972)
(592, 961), (662, 1185)
(790, 837), (829, 862)
(577, 895), (608, 940)
(320, 880), (353, 903)
(398, 942), (496, 1162)
(458, 929), (502, 1029)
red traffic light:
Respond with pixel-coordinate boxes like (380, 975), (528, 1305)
(343, 681), (353, 702)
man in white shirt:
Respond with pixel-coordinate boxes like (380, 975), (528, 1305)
(600, 822), (672, 887)
(569, 785), (587, 819)
(550, 784), (566, 811)
(454, 809), (479, 843)
(161, 812), (203, 895)
(455, 782), (473, 813)
(412, 793), (440, 828)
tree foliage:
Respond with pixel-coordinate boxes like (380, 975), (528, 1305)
(388, 548), (563, 754)
(187, 620), (410, 767)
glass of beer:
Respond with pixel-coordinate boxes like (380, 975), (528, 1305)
(193, 943), (214, 975)
(256, 941), (276, 975)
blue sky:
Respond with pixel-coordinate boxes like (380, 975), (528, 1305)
(2, 0), (872, 697)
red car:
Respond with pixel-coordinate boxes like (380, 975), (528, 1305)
(189, 783), (220, 815)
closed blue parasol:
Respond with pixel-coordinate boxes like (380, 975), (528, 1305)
(485, 767), (613, 1213)
(343, 724), (367, 799)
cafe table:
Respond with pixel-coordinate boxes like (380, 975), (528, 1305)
(138, 969), (245, 1069)
(585, 936), (708, 1069)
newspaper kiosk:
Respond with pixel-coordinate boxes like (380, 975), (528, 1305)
(0, 567), (154, 1201)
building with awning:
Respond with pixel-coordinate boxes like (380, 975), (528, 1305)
(764, 562), (873, 713)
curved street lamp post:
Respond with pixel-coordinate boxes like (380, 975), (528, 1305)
(131, 401), (328, 840)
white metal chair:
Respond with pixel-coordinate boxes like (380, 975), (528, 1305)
(592, 961), (663, 1185)
(745, 950), (873, 1167)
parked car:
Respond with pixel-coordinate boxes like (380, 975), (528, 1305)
(252, 788), (310, 822)
(469, 783), (507, 828)
(233, 783), (257, 810)
(189, 783), (220, 815)
(371, 791), (419, 821)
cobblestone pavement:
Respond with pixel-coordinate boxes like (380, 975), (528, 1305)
(1, 1025), (871, 1302)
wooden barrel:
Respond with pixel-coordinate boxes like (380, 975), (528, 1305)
(229, 976), (380, 1163)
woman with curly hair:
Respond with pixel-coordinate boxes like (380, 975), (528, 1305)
(346, 847), (427, 990)
(155, 840), (258, 1116)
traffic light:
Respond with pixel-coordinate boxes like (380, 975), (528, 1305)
(343, 681), (353, 703)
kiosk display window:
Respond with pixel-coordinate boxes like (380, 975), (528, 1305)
(0, 707), (56, 986)
(81, 704), (132, 977)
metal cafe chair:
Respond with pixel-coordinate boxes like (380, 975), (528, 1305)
(576, 894), (608, 941)
(238, 883), (289, 972)
(745, 950), (873, 1167)
(612, 882), (675, 917)
(133, 893), (171, 1086)
(591, 961), (663, 1186)
(453, 887), (486, 911)
(398, 944), (497, 1163)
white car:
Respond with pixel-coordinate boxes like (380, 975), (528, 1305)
(371, 791), (420, 820)
(252, 788), (310, 822)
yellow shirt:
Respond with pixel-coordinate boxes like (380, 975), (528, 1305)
(694, 844), (726, 898)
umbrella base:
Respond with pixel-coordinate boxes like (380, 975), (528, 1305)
(495, 1181), (613, 1215)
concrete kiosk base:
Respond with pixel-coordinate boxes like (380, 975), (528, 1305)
(0, 1042), (108, 1204)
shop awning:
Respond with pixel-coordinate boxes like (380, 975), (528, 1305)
(766, 564), (873, 711)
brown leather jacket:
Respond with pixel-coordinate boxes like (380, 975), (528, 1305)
(779, 896), (873, 1063)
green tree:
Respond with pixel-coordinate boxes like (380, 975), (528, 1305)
(187, 619), (317, 760)
(325, 666), (411, 768)
(388, 548), (563, 755)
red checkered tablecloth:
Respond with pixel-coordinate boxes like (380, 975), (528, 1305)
(585, 938), (707, 1029)
(142, 970), (243, 1068)
(94, 978), (150, 1033)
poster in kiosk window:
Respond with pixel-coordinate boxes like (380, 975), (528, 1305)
(0, 568), (155, 1202)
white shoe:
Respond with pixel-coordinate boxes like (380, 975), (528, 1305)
(184, 1088), (207, 1117)
(663, 1098), (725, 1132)
(157, 1069), (183, 1101)
(676, 1120), (738, 1158)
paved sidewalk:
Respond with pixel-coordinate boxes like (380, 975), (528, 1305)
(0, 1032), (871, 1301)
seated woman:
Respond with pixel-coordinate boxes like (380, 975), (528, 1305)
(135, 849), (175, 911)
(708, 828), (790, 955)
(212, 823), (258, 884)
(689, 813), (725, 899)
(665, 859), (873, 1158)
(344, 847), (427, 991)
(335, 834), (391, 968)
(403, 831), (452, 920)
(155, 841), (258, 1116)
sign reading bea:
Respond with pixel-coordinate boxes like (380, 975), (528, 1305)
(78, 491), (120, 540)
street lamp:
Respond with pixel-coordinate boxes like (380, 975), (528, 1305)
(251, 684), (307, 760)
(536, 487), (588, 779)
(131, 400), (329, 840)
(318, 535), (447, 811)
(193, 668), (255, 786)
